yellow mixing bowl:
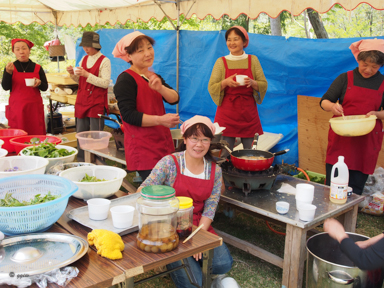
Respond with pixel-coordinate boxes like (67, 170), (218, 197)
(329, 115), (377, 137)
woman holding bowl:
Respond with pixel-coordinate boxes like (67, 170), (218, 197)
(138, 115), (235, 288)
(113, 31), (179, 180)
(2, 38), (48, 135)
(320, 39), (384, 195)
(208, 26), (268, 155)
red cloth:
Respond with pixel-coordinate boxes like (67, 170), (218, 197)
(6, 63), (45, 135)
(123, 69), (174, 171)
(214, 55), (263, 138)
(75, 55), (108, 118)
(171, 154), (217, 235)
(43, 39), (60, 51)
(326, 71), (384, 174)
(12, 39), (34, 50)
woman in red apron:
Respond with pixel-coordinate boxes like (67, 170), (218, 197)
(113, 31), (180, 180)
(321, 39), (384, 195)
(138, 116), (235, 288)
(208, 26), (268, 155)
(1, 39), (48, 135)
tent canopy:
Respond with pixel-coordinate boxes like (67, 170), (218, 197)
(0, 0), (383, 26)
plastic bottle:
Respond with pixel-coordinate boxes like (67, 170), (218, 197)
(330, 156), (349, 204)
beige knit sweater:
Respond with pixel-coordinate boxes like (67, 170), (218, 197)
(208, 55), (268, 106)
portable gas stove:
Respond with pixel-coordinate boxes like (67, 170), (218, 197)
(220, 159), (280, 196)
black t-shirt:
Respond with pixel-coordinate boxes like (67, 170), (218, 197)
(320, 67), (384, 109)
(114, 71), (179, 127)
(340, 237), (384, 270)
(1, 60), (48, 92)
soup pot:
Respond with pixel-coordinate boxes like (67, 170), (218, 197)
(306, 232), (384, 288)
(222, 145), (289, 171)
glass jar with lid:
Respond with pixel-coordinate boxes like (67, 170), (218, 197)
(136, 185), (180, 253)
(176, 196), (194, 240)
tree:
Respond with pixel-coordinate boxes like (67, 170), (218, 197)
(306, 9), (329, 38)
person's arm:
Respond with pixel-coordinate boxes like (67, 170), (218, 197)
(86, 57), (111, 89)
(1, 66), (13, 91)
(208, 58), (227, 106)
(320, 73), (347, 115)
(145, 72), (179, 104)
(38, 66), (48, 91)
(201, 164), (222, 220)
(249, 55), (268, 104)
(139, 155), (177, 189)
(68, 58), (82, 83)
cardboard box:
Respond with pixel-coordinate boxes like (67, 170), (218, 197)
(67, 95), (77, 105)
(59, 132), (77, 148)
(46, 73), (77, 85)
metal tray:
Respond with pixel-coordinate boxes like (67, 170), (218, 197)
(0, 233), (88, 277)
(67, 193), (140, 235)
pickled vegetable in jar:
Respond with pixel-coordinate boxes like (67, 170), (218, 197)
(176, 196), (193, 240)
(136, 185), (179, 253)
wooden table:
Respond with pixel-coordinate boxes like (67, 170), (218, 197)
(217, 174), (365, 288)
(28, 195), (223, 288)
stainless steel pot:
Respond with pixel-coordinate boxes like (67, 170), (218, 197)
(306, 232), (384, 288)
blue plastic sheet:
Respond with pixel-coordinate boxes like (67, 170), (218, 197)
(76, 30), (384, 166)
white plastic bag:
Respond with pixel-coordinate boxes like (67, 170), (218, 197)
(211, 275), (241, 288)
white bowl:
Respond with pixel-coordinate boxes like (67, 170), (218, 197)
(236, 75), (247, 86)
(295, 183), (314, 202)
(329, 115), (376, 137)
(0, 148), (8, 158)
(298, 203), (317, 222)
(0, 156), (49, 178)
(110, 205), (135, 228)
(59, 165), (127, 199)
(276, 201), (289, 214)
(87, 198), (111, 220)
(19, 145), (78, 171)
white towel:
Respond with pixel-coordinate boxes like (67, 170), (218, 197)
(277, 183), (296, 195)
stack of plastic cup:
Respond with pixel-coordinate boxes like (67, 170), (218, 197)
(295, 183), (315, 209)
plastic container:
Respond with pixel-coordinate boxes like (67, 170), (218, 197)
(19, 145), (78, 171)
(59, 165), (127, 199)
(295, 183), (314, 209)
(76, 131), (112, 150)
(87, 198), (111, 220)
(136, 185), (179, 253)
(176, 196), (194, 240)
(276, 201), (289, 214)
(329, 115), (376, 137)
(0, 156), (49, 178)
(110, 205), (135, 228)
(0, 129), (28, 152)
(0, 148), (8, 158)
(298, 203), (317, 221)
(10, 135), (62, 154)
(330, 156), (349, 204)
(0, 174), (78, 235)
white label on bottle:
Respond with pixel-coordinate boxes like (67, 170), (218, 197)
(330, 182), (348, 200)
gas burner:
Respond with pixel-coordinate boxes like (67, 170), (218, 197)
(219, 159), (280, 196)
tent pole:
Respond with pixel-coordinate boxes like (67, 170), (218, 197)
(53, 11), (60, 72)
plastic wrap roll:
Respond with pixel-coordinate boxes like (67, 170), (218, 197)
(63, 88), (73, 95)
(54, 87), (67, 95)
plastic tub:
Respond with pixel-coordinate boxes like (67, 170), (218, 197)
(0, 129), (27, 152)
(0, 156), (49, 178)
(19, 145), (78, 171)
(76, 131), (112, 150)
(0, 148), (8, 158)
(59, 165), (127, 199)
(329, 115), (377, 137)
(0, 174), (78, 235)
(10, 135), (62, 154)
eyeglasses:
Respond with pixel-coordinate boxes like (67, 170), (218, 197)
(189, 137), (211, 144)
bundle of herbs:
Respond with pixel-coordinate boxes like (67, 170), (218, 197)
(0, 192), (60, 207)
(21, 142), (75, 158)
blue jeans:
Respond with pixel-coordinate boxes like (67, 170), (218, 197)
(166, 243), (233, 288)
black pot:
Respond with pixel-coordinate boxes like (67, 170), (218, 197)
(47, 112), (63, 134)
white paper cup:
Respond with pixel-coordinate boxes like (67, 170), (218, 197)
(235, 75), (247, 86)
(276, 201), (290, 214)
(110, 205), (135, 228)
(73, 67), (81, 75)
(295, 183), (314, 203)
(25, 78), (35, 86)
(87, 198), (111, 221)
(298, 203), (317, 221)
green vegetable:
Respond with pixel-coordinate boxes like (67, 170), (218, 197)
(80, 173), (107, 182)
(23, 137), (48, 145)
(20, 142), (75, 158)
(0, 192), (60, 207)
(296, 171), (326, 184)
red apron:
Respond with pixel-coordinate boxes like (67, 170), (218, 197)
(123, 69), (174, 171)
(171, 154), (217, 235)
(6, 63), (45, 135)
(326, 71), (384, 174)
(75, 55), (108, 119)
(214, 55), (263, 138)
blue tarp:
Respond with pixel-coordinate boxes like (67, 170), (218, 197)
(76, 30), (384, 166)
